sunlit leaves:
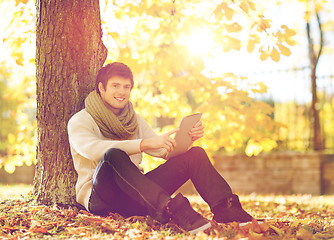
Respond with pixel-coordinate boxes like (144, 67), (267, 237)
(271, 46), (280, 62)
(214, 2), (234, 21)
(256, 17), (272, 32)
(277, 25), (297, 46)
(256, 24), (296, 62)
(0, 0), (36, 172)
(15, 0), (29, 6)
(240, 0), (256, 13)
(224, 22), (242, 33)
(277, 43), (291, 56)
(246, 34), (260, 53)
(222, 35), (241, 52)
(211, 0), (296, 63)
(245, 138), (277, 156)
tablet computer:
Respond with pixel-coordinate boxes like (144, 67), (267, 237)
(168, 113), (202, 159)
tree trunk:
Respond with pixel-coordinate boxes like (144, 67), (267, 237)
(34, 0), (107, 205)
(306, 12), (324, 151)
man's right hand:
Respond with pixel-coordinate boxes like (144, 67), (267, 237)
(140, 128), (179, 152)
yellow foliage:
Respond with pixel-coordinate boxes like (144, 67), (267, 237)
(240, 1), (250, 13)
(4, 162), (16, 174)
(277, 25), (296, 47)
(245, 138), (277, 156)
(214, 2), (234, 21)
(281, 25), (296, 37)
(270, 47), (280, 62)
(15, 0), (28, 6)
(247, 34), (260, 53)
(2, 0), (316, 173)
(240, 0), (256, 13)
(277, 43), (291, 56)
(8, 134), (16, 145)
(250, 82), (268, 94)
(259, 46), (270, 61)
(247, 40), (255, 53)
(225, 22), (242, 33)
(222, 36), (241, 52)
(257, 18), (271, 32)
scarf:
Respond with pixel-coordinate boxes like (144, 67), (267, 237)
(85, 90), (138, 140)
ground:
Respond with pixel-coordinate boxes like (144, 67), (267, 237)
(0, 184), (333, 239)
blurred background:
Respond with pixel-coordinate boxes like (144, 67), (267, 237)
(0, 0), (333, 195)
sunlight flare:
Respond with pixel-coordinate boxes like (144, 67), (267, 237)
(182, 28), (216, 56)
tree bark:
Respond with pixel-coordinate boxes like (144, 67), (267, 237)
(34, 0), (107, 205)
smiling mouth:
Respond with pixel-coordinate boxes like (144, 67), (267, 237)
(115, 97), (125, 102)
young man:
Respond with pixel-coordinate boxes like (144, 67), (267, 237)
(67, 62), (253, 234)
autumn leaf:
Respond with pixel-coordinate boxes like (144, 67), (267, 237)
(222, 35), (241, 51)
(281, 25), (296, 37)
(225, 22), (242, 32)
(247, 39), (255, 53)
(270, 47), (280, 62)
(247, 34), (260, 53)
(247, 0), (256, 11)
(29, 221), (48, 234)
(277, 43), (291, 56)
(15, 0), (29, 6)
(259, 46), (270, 61)
(240, 1), (250, 13)
(296, 227), (313, 240)
(221, 2), (235, 20)
(285, 37), (296, 46)
(257, 18), (271, 32)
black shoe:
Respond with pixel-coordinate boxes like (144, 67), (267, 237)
(212, 194), (253, 224)
(165, 193), (211, 234)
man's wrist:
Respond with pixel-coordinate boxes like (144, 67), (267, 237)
(140, 139), (149, 152)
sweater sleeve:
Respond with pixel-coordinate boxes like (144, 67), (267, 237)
(68, 111), (142, 162)
(136, 114), (169, 159)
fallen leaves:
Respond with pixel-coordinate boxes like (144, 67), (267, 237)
(0, 194), (333, 239)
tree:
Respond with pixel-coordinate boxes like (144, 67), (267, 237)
(306, 5), (324, 150)
(272, 0), (331, 150)
(33, 0), (107, 205)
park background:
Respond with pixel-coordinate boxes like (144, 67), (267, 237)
(0, 0), (333, 239)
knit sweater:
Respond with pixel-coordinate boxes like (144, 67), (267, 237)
(67, 109), (168, 210)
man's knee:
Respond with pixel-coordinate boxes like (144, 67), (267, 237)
(187, 146), (211, 164)
(188, 146), (207, 156)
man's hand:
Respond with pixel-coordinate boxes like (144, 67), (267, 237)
(140, 128), (179, 152)
(189, 120), (204, 141)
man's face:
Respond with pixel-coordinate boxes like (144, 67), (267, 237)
(99, 76), (132, 115)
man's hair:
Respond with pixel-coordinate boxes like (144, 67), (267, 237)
(96, 62), (134, 94)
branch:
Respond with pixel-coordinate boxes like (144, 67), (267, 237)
(306, 19), (316, 66)
(315, 12), (324, 66)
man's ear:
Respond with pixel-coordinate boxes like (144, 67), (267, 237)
(98, 82), (105, 93)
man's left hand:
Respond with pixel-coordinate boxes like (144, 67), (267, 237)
(189, 120), (204, 141)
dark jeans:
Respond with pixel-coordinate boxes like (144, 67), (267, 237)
(88, 146), (232, 221)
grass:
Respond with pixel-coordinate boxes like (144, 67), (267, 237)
(0, 184), (334, 239)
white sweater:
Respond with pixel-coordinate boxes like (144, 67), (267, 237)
(67, 109), (168, 210)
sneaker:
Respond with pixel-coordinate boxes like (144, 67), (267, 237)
(212, 194), (253, 224)
(165, 193), (211, 234)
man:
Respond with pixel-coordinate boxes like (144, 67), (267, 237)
(67, 62), (253, 234)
